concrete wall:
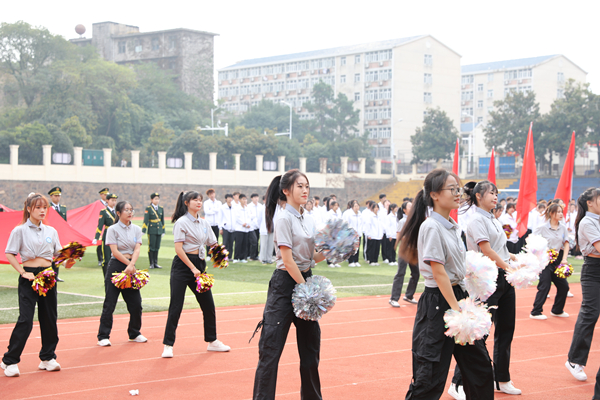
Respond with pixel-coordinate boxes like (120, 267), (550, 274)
(533, 56), (587, 114)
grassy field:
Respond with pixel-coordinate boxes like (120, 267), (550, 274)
(0, 219), (584, 324)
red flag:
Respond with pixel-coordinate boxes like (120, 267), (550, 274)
(488, 148), (496, 185)
(450, 138), (459, 221)
(554, 132), (576, 216)
(516, 123), (538, 237)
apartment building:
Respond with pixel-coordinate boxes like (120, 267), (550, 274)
(217, 35), (461, 163)
(70, 22), (217, 100)
(460, 55), (587, 160)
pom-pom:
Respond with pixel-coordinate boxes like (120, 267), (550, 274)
(32, 267), (56, 296)
(524, 234), (550, 268)
(208, 244), (229, 269)
(196, 273), (214, 293)
(111, 270), (150, 290)
(505, 253), (541, 289)
(54, 242), (86, 267)
(547, 249), (559, 264)
(314, 218), (360, 264)
(555, 263), (574, 279)
(444, 298), (493, 345)
(502, 224), (513, 239)
(292, 275), (337, 321)
(465, 251), (498, 301)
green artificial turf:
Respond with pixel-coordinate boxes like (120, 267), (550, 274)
(0, 219), (585, 324)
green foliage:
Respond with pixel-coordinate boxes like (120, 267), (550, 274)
(0, 122), (52, 165)
(411, 107), (459, 164)
(46, 123), (74, 158)
(61, 116), (92, 148)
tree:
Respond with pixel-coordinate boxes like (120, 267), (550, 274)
(46, 123), (74, 158)
(304, 81), (359, 141)
(484, 91), (542, 158)
(239, 100), (300, 135)
(0, 122), (52, 164)
(61, 116), (92, 148)
(411, 107), (459, 165)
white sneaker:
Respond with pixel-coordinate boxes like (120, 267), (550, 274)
(129, 334), (148, 343)
(551, 312), (570, 318)
(529, 314), (547, 320)
(38, 359), (61, 371)
(328, 264), (336, 268)
(565, 361), (587, 381)
(498, 381), (521, 395)
(389, 300), (400, 308)
(241, 259), (248, 263)
(370, 262), (379, 266)
(97, 339), (111, 346)
(354, 263), (361, 267)
(567, 291), (574, 298)
(389, 261), (398, 266)
(336, 264), (342, 268)
(207, 339), (230, 352)
(448, 384), (466, 400)
(383, 259), (389, 263)
(162, 345), (173, 358)
(348, 263), (356, 267)
(403, 296), (418, 304)
(232, 259), (240, 263)
(1, 362), (20, 377)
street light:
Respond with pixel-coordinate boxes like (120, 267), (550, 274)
(275, 101), (292, 140)
(461, 111), (476, 173)
(392, 118), (403, 177)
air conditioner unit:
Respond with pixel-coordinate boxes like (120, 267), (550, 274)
(311, 70), (316, 74)
(364, 121), (369, 126)
(461, 101), (466, 106)
(518, 79), (523, 84)
(378, 138), (383, 144)
(229, 80), (233, 84)
(285, 91), (290, 95)
(504, 80), (509, 85)
(365, 101), (370, 106)
(378, 100), (383, 105)
(297, 107), (302, 112)
(229, 97), (233, 101)
(461, 85), (466, 89)
(378, 120), (383, 125)
(365, 64), (369, 69)
(274, 91), (279, 96)
(461, 117), (467, 122)
(379, 61), (384, 67)
(262, 93), (266, 97)
(379, 81), (383, 86)
(273, 75), (277, 79)
(365, 82), (370, 88)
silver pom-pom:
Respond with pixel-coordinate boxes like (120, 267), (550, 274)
(292, 275), (337, 321)
(314, 218), (360, 264)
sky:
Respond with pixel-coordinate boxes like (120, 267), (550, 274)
(3, 0), (599, 92)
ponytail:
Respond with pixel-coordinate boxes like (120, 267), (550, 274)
(399, 168), (459, 265)
(172, 191), (202, 222)
(388, 203), (397, 215)
(114, 201), (131, 223)
(21, 193), (50, 225)
(397, 200), (409, 221)
(575, 187), (600, 251)
(462, 180), (497, 212)
(265, 169), (309, 233)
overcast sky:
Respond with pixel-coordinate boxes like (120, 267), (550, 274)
(3, 0), (598, 92)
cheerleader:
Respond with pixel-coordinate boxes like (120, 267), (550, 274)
(365, 203), (383, 265)
(233, 194), (252, 263)
(2, 193), (74, 377)
(451, 180), (521, 398)
(97, 201), (147, 346)
(399, 170), (494, 399)
(390, 201), (419, 307)
(385, 203), (398, 266)
(162, 191), (230, 358)
(529, 203), (570, 319)
(565, 188), (600, 383)
(344, 200), (362, 267)
(253, 169), (326, 399)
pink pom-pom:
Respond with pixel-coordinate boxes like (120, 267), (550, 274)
(524, 234), (550, 268)
(465, 251), (498, 301)
(506, 252), (541, 289)
(444, 298), (493, 345)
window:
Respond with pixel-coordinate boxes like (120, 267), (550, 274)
(286, 62), (297, 72)
(355, 73), (361, 83)
(462, 107), (473, 116)
(169, 36), (177, 50)
(286, 80), (297, 91)
(424, 54), (432, 66)
(557, 72), (565, 82)
(167, 158), (183, 168)
(169, 61), (176, 70)
(477, 100), (483, 108)
(134, 40), (142, 53)
(461, 75), (474, 85)
(557, 88), (564, 98)
(461, 91), (473, 101)
(477, 117), (483, 123)
(118, 41), (126, 54)
(424, 73), (432, 84)
(273, 64), (283, 74)
(517, 69), (532, 79)
(487, 73), (494, 82)
(341, 56), (346, 66)
(366, 50), (392, 64)
(152, 38), (160, 51)
(262, 82), (273, 93)
(477, 84), (483, 92)
(297, 61), (309, 71)
(380, 127), (391, 138)
(264, 161), (277, 171)
(487, 106), (493, 113)
(355, 55), (361, 64)
(424, 92), (432, 103)
(487, 89), (494, 98)
(379, 88), (392, 99)
(354, 92), (360, 101)
(52, 153), (71, 164)
(340, 75), (346, 84)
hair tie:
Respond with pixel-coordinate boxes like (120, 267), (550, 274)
(422, 186), (428, 197)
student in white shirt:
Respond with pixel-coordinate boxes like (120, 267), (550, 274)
(325, 201), (341, 267)
(219, 194), (235, 254)
(203, 189), (222, 242)
(344, 200), (362, 267)
(233, 194), (252, 263)
(248, 194), (262, 260)
(499, 203), (519, 253)
(365, 203), (383, 265)
(329, 194), (343, 218)
(385, 204), (398, 266)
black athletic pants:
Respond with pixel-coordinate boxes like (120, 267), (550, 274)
(101, 241), (112, 278)
(97, 259), (143, 340)
(391, 258), (419, 301)
(531, 250), (569, 316)
(2, 265), (59, 365)
(406, 286), (494, 399)
(163, 255), (217, 346)
(506, 241), (519, 254)
(568, 257), (600, 366)
(367, 238), (381, 263)
(97, 243), (103, 263)
(249, 229), (259, 259)
(234, 231), (249, 260)
(206, 225), (220, 255)
(348, 237), (361, 264)
(222, 230), (234, 258)
(453, 268), (516, 386)
(381, 234), (390, 261)
(253, 268), (321, 400)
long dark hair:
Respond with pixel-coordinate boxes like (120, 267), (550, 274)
(463, 180), (497, 211)
(265, 169), (309, 233)
(397, 200), (410, 221)
(399, 169), (460, 265)
(21, 193), (50, 225)
(543, 203), (563, 221)
(114, 201), (131, 223)
(575, 188), (600, 250)
(172, 191), (203, 222)
(388, 203), (397, 215)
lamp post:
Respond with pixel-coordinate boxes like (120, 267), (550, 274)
(276, 101), (292, 140)
(392, 118), (403, 177)
(461, 111), (476, 174)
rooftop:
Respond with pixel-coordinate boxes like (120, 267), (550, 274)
(111, 27), (219, 38)
(219, 35), (427, 70)
(461, 55), (558, 74)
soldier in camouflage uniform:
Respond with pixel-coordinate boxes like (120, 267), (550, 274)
(142, 192), (165, 269)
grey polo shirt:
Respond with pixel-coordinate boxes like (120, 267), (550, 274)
(418, 212), (466, 289)
(467, 206), (510, 262)
(275, 206), (315, 272)
(5, 219), (62, 262)
(578, 212), (600, 257)
(106, 221), (143, 257)
(534, 221), (568, 251)
(173, 212), (217, 259)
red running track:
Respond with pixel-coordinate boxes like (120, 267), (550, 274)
(0, 283), (598, 399)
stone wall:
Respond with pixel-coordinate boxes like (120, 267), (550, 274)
(0, 178), (393, 215)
